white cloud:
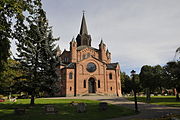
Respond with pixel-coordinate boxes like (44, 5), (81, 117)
(11, 0), (180, 74)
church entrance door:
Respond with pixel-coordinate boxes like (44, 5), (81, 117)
(88, 78), (96, 93)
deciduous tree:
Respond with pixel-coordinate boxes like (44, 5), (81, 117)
(0, 0), (40, 72)
(164, 61), (180, 101)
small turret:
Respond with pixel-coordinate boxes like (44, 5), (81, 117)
(99, 39), (107, 62)
(70, 37), (77, 62)
(106, 48), (111, 63)
(99, 39), (106, 49)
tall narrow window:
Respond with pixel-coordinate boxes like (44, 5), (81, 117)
(83, 54), (86, 59)
(87, 53), (90, 58)
(98, 80), (100, 88)
(109, 73), (112, 79)
(84, 80), (86, 88)
(70, 87), (72, 91)
(69, 72), (73, 79)
(110, 87), (112, 91)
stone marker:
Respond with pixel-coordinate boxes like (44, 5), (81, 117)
(99, 102), (108, 111)
(14, 108), (25, 115)
(77, 103), (86, 113)
(44, 105), (57, 114)
(70, 101), (79, 106)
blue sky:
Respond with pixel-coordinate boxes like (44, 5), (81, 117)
(11, 0), (180, 75)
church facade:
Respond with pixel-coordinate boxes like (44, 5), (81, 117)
(56, 14), (122, 96)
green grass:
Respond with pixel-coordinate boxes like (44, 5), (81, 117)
(127, 96), (180, 107)
(0, 99), (135, 120)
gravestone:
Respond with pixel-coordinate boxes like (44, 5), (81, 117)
(77, 103), (86, 113)
(70, 101), (78, 106)
(14, 108), (25, 115)
(99, 102), (108, 111)
(44, 105), (57, 114)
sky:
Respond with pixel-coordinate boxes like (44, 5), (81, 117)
(11, 0), (180, 75)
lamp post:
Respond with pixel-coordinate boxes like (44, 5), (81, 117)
(131, 70), (138, 113)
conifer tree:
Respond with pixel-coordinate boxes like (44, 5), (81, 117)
(15, 4), (59, 105)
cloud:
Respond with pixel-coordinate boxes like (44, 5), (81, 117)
(11, 0), (180, 74)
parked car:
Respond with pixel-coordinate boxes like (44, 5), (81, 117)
(0, 98), (5, 102)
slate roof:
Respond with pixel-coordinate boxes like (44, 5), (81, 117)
(66, 63), (75, 69)
(80, 13), (88, 35)
(106, 63), (118, 70)
(77, 45), (99, 51)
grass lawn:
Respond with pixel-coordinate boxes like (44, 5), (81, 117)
(0, 99), (135, 120)
(127, 96), (180, 107)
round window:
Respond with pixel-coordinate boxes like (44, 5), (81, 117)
(86, 62), (96, 72)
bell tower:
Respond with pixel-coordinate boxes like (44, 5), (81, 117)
(76, 12), (92, 47)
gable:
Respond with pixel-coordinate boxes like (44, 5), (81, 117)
(77, 56), (105, 75)
(77, 47), (99, 62)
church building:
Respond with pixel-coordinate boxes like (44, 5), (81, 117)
(56, 13), (122, 96)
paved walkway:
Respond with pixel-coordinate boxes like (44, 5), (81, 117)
(46, 96), (180, 120)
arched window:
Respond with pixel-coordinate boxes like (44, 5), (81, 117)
(83, 54), (86, 59)
(69, 72), (73, 79)
(87, 53), (90, 58)
(70, 87), (72, 91)
(110, 87), (112, 91)
(109, 73), (112, 79)
(98, 80), (100, 88)
(84, 80), (86, 88)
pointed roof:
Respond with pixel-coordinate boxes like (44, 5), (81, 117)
(71, 36), (75, 42)
(80, 13), (88, 35)
(56, 45), (60, 51)
(100, 39), (103, 44)
(106, 49), (110, 53)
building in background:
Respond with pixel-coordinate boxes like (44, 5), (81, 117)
(56, 13), (121, 96)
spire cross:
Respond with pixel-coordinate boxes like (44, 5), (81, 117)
(82, 10), (86, 15)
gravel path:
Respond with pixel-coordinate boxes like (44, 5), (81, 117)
(45, 96), (180, 120)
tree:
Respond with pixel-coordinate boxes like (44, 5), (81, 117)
(121, 72), (132, 94)
(0, 58), (24, 95)
(15, 4), (59, 105)
(164, 61), (180, 101)
(0, 0), (41, 72)
(153, 65), (167, 93)
(139, 65), (156, 102)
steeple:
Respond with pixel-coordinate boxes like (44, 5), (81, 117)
(76, 12), (92, 47)
(80, 12), (88, 35)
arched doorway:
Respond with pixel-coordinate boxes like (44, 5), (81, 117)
(88, 78), (96, 93)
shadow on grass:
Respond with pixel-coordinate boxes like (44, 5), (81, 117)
(95, 97), (180, 119)
(0, 99), (135, 120)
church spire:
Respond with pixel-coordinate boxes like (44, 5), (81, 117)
(80, 11), (88, 35)
(76, 11), (92, 47)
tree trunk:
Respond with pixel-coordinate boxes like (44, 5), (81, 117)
(176, 88), (180, 101)
(176, 93), (179, 101)
(30, 94), (35, 105)
(159, 86), (162, 94)
(146, 88), (151, 103)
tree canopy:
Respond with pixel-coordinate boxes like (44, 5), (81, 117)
(0, 58), (24, 95)
(14, 3), (59, 104)
(164, 61), (180, 101)
(0, 0), (42, 72)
